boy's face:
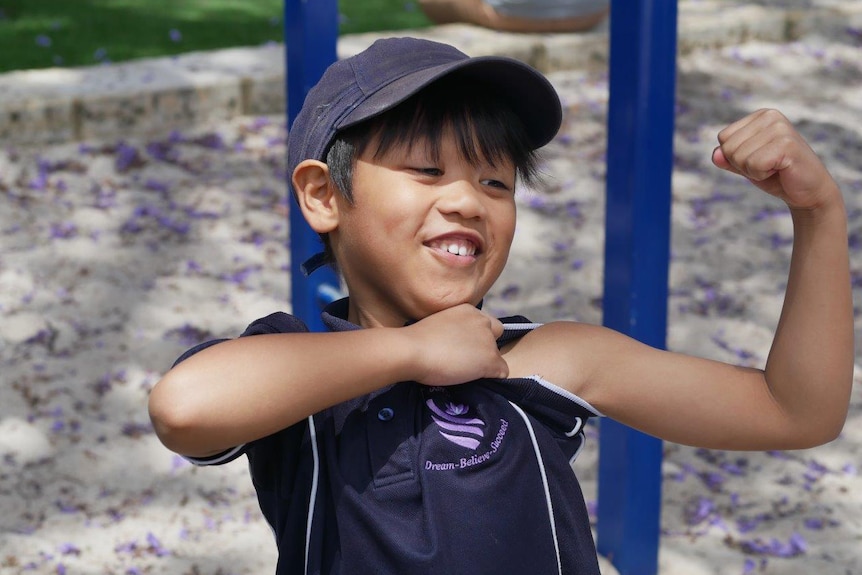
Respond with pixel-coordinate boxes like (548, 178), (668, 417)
(331, 128), (517, 328)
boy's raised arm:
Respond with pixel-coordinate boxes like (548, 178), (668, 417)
(522, 109), (853, 450)
(713, 109), (854, 443)
(148, 304), (506, 458)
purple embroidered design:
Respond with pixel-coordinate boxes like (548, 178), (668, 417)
(426, 399), (485, 450)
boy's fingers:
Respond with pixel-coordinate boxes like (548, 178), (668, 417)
(711, 146), (736, 173)
(714, 110), (796, 183)
(715, 109), (760, 146)
(489, 315), (505, 340)
(495, 359), (510, 380)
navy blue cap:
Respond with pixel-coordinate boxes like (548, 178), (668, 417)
(288, 37), (563, 275)
(288, 36), (562, 188)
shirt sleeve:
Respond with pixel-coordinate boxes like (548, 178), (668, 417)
(172, 311), (310, 466)
(483, 375), (603, 464)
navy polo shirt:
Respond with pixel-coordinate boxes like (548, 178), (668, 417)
(181, 298), (603, 574)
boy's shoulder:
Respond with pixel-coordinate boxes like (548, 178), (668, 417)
(501, 319), (615, 394)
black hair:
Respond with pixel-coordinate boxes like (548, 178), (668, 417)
(319, 73), (542, 269)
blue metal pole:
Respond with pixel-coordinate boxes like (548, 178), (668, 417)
(284, 0), (341, 331)
(597, 1), (678, 574)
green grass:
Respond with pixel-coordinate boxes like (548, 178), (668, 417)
(0, 0), (431, 73)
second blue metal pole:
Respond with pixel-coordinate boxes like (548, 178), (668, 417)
(597, 1), (678, 574)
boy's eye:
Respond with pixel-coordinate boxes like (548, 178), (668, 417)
(481, 179), (512, 191)
(416, 167), (443, 177)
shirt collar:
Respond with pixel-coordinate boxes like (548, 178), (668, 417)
(320, 297), (484, 332)
(321, 298), (360, 332)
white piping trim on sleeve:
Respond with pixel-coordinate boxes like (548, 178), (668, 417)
(502, 322), (544, 331)
(527, 375), (604, 417)
(183, 444), (245, 466)
(305, 415), (320, 575)
(509, 401), (563, 575)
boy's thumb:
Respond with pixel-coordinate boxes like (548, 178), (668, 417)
(712, 146), (739, 175)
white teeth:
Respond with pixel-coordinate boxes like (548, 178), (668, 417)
(439, 241), (475, 256)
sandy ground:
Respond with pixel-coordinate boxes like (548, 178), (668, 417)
(2, 25), (862, 575)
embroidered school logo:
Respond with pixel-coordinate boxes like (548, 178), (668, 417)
(426, 399), (485, 450)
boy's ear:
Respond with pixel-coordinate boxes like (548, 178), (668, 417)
(292, 160), (339, 233)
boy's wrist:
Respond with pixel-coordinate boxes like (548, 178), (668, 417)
(788, 184), (846, 226)
(376, 325), (427, 384)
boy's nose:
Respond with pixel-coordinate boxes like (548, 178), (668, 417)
(436, 179), (488, 220)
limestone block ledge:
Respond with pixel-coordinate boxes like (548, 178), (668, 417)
(0, 44), (284, 147)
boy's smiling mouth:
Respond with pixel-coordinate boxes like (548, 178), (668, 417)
(425, 236), (481, 259)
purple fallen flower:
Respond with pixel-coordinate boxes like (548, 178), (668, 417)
(145, 140), (180, 162)
(767, 233), (793, 250)
(552, 241), (570, 253)
(698, 471), (725, 491)
(788, 532), (807, 554)
(804, 517), (825, 530)
(184, 206), (220, 219)
(146, 532), (170, 557)
(50, 221), (78, 239)
(527, 196), (547, 210)
(842, 27), (861, 48)
(115, 142), (144, 172)
(169, 29), (182, 42)
(171, 455), (190, 472)
(501, 285), (520, 300)
(739, 532), (807, 558)
(29, 171), (48, 191)
(121, 422), (154, 438)
(92, 185), (117, 209)
(56, 500), (80, 513)
(58, 543), (81, 556)
(144, 178), (170, 194)
(192, 133), (226, 150)
(159, 216), (189, 234)
(720, 461), (746, 476)
(219, 266), (261, 285)
(164, 324), (214, 346)
(683, 496), (714, 526)
(736, 513), (767, 534)
(36, 35), (52, 48)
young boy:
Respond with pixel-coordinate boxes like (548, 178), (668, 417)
(148, 37), (854, 574)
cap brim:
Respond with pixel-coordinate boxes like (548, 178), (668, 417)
(337, 56), (562, 150)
